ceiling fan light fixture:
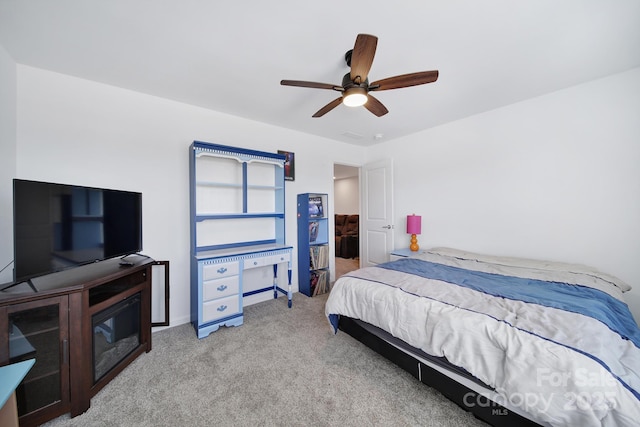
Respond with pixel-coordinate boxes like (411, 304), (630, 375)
(343, 88), (368, 107)
(280, 34), (438, 117)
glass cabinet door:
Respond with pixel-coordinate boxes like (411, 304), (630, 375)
(7, 296), (69, 419)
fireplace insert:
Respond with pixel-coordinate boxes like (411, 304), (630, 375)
(92, 292), (141, 383)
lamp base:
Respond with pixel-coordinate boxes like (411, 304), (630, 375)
(409, 234), (419, 252)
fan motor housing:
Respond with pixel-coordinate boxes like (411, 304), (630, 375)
(342, 73), (369, 90)
(344, 49), (353, 66)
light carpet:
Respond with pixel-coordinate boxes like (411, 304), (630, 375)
(42, 293), (487, 426)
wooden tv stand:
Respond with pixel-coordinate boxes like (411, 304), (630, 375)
(0, 255), (153, 427)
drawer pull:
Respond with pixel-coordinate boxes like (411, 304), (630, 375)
(217, 285), (228, 292)
(217, 305), (228, 312)
(253, 261), (258, 265)
(217, 267), (227, 274)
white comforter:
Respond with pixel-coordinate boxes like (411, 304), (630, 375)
(325, 248), (640, 427)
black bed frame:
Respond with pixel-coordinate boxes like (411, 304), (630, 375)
(339, 316), (542, 427)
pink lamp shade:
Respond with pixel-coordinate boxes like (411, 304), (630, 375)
(406, 215), (422, 235)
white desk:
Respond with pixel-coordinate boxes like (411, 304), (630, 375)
(193, 244), (293, 339)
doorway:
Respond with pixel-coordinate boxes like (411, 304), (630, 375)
(333, 164), (360, 281)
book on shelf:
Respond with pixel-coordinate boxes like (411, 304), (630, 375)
(308, 196), (324, 218)
(309, 245), (329, 270)
(309, 221), (319, 243)
(310, 269), (329, 296)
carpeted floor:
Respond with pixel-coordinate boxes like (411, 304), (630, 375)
(42, 293), (487, 427)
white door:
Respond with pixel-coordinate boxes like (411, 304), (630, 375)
(361, 158), (394, 267)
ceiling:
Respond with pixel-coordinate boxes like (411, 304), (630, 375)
(1, 1), (639, 146)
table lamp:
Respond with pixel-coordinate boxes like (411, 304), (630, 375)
(406, 214), (421, 251)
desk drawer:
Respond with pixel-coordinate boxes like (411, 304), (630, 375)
(202, 295), (241, 323)
(244, 256), (269, 269)
(269, 252), (290, 264)
(203, 276), (239, 301)
(244, 251), (291, 270)
(202, 261), (239, 280)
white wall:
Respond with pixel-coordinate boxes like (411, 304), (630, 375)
(4, 61), (639, 325)
(0, 45), (16, 284)
(8, 65), (366, 326)
(367, 67), (640, 321)
(334, 176), (359, 214)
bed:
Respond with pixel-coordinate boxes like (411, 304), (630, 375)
(325, 247), (640, 427)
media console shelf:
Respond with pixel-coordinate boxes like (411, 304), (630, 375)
(0, 255), (154, 427)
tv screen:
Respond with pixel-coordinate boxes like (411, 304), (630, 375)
(13, 179), (142, 283)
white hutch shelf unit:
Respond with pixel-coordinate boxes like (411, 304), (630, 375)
(189, 141), (293, 339)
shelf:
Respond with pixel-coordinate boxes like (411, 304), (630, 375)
(195, 243), (292, 260)
(196, 212), (284, 221)
(297, 193), (330, 297)
(8, 314), (59, 337)
(248, 184), (283, 190)
(88, 269), (147, 307)
(196, 181), (243, 188)
(196, 182), (283, 189)
(196, 239), (279, 254)
(9, 325), (59, 341)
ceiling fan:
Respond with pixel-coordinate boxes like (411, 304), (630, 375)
(280, 34), (439, 118)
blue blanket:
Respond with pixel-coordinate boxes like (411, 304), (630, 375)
(380, 258), (640, 348)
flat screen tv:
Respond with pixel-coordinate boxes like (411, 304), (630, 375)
(13, 179), (142, 283)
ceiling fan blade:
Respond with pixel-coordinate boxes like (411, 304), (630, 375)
(369, 70), (439, 91)
(312, 97), (343, 117)
(350, 34), (377, 84)
(364, 94), (389, 117)
(280, 80), (342, 91)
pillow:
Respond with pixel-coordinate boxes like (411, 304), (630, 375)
(426, 247), (632, 293)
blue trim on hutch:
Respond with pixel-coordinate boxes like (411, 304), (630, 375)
(192, 140), (286, 162)
(242, 162), (248, 213)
